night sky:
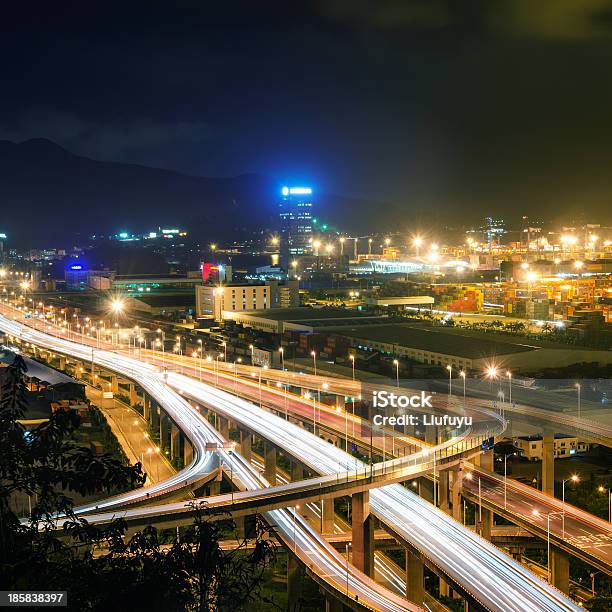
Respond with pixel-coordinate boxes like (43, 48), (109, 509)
(2, 1), (612, 223)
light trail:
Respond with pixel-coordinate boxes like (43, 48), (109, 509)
(0, 308), (582, 611)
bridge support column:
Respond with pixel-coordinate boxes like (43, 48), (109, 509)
(183, 437), (193, 466)
(291, 460), (303, 482)
(218, 416), (229, 440)
(151, 403), (160, 432)
(159, 412), (168, 450)
(59, 356), (66, 370)
(320, 499), (335, 534)
(479, 507), (493, 541)
(542, 433), (555, 495)
(264, 441), (276, 485)
(451, 468), (463, 522)
(129, 383), (138, 407)
(287, 554), (304, 611)
(208, 478), (220, 496)
(405, 548), (424, 604)
(551, 547), (570, 594)
(142, 395), (149, 420)
(478, 449), (494, 471)
(351, 491), (374, 577)
(170, 424), (180, 460)
(325, 595), (342, 612)
(110, 375), (119, 395)
(439, 469), (449, 512)
(240, 429), (252, 462)
(425, 425), (438, 446)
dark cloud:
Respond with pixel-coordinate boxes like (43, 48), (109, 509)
(0, 0), (611, 224)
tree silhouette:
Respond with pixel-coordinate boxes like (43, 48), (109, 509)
(0, 354), (277, 611)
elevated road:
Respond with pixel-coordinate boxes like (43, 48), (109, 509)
(0, 309), (582, 611)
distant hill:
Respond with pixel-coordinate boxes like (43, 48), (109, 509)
(0, 139), (391, 247)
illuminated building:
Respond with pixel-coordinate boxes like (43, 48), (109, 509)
(195, 279), (299, 321)
(279, 186), (313, 266)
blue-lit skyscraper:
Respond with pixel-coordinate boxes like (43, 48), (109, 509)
(279, 186), (313, 267)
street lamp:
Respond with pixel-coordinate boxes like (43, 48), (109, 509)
(597, 485), (612, 522)
(446, 364), (452, 396)
(459, 370), (466, 403)
(349, 354), (355, 381)
(506, 370), (512, 405)
(279, 346), (284, 371)
(562, 474), (579, 537)
(575, 382), (581, 418)
(532, 509), (564, 583)
(293, 504), (301, 552)
(393, 359), (399, 388)
(310, 350), (317, 376)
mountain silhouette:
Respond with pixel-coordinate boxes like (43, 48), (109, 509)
(0, 139), (391, 247)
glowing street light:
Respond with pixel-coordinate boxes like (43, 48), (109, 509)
(393, 359), (399, 388)
(561, 474), (579, 537)
(310, 350), (317, 376)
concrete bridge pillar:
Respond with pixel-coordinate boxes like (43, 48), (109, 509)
(111, 375), (119, 395)
(159, 412), (168, 450)
(240, 429), (252, 462)
(551, 547), (569, 594)
(451, 468), (463, 522)
(351, 491), (374, 577)
(405, 548), (424, 604)
(425, 425), (438, 446)
(291, 460), (304, 482)
(478, 507), (493, 541)
(478, 449), (494, 471)
(287, 554), (304, 611)
(150, 404), (160, 432)
(183, 437), (193, 466)
(143, 395), (151, 421)
(542, 433), (555, 495)
(58, 356), (66, 370)
(325, 595), (343, 612)
(439, 469), (450, 512)
(218, 415), (229, 440)
(264, 441), (276, 485)
(129, 383), (138, 407)
(170, 424), (180, 460)
(320, 499), (335, 534)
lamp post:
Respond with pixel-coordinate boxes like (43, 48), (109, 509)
(562, 474), (579, 537)
(249, 344), (254, 364)
(349, 354), (355, 381)
(293, 505), (300, 552)
(506, 370), (512, 405)
(459, 370), (466, 404)
(393, 359), (399, 388)
(279, 346), (284, 371)
(597, 485), (612, 522)
(532, 509), (564, 583)
(446, 364), (452, 396)
(310, 350), (317, 377)
(575, 382), (581, 418)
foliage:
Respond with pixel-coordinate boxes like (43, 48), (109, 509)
(0, 355), (277, 611)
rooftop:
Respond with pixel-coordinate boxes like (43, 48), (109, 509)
(341, 324), (536, 359)
(233, 307), (387, 322)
